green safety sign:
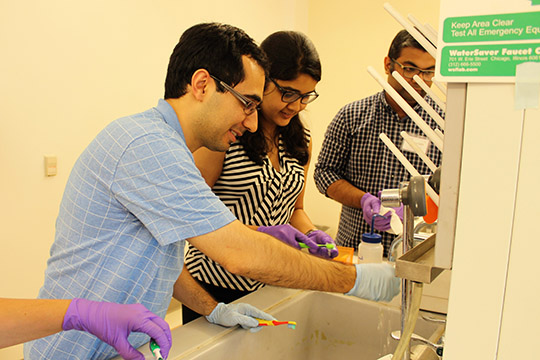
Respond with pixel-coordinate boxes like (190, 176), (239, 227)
(441, 43), (540, 77)
(443, 11), (540, 43)
(441, 10), (540, 78)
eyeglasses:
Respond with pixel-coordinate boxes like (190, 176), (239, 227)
(390, 59), (435, 81)
(210, 75), (260, 115)
(270, 79), (319, 105)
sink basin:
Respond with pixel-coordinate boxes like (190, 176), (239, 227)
(128, 286), (443, 360)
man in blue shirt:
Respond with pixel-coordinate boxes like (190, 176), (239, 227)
(26, 23), (400, 360)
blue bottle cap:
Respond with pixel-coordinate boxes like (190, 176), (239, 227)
(362, 232), (382, 244)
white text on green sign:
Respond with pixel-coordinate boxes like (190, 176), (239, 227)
(444, 11), (540, 43)
(441, 43), (540, 76)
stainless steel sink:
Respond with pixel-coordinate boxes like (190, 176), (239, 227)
(130, 286), (443, 360)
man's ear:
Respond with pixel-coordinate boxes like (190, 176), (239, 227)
(383, 56), (392, 75)
(190, 69), (211, 101)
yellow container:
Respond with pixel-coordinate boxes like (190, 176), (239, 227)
(333, 246), (354, 264)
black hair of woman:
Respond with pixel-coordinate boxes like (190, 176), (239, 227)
(240, 31), (322, 165)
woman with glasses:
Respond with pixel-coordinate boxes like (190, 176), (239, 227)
(182, 31), (335, 324)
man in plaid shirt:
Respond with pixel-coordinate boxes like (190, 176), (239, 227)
(314, 30), (444, 256)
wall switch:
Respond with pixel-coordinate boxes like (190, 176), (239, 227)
(44, 155), (57, 176)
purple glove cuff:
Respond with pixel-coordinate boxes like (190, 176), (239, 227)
(62, 298), (85, 331)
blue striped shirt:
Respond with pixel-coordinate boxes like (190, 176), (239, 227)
(24, 99), (235, 360)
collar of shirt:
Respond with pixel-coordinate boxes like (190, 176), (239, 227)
(155, 98), (185, 138)
(379, 90), (424, 123)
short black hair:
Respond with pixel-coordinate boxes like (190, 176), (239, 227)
(387, 29), (427, 59)
(164, 22), (268, 99)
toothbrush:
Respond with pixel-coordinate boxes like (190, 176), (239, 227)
(256, 318), (297, 329)
(149, 339), (164, 360)
(298, 242), (335, 249)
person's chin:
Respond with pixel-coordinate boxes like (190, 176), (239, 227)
(206, 140), (231, 152)
(277, 114), (294, 126)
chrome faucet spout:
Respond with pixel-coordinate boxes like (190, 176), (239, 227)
(391, 330), (444, 357)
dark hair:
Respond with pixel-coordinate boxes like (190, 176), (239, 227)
(240, 31), (321, 165)
(164, 23), (268, 99)
(387, 29), (428, 59)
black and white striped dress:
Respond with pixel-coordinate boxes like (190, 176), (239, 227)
(184, 132), (309, 292)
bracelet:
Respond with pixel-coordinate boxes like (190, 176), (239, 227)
(305, 229), (318, 236)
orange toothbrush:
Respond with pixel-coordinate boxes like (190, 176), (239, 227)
(256, 318), (297, 329)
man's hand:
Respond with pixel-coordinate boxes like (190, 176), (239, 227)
(361, 193), (391, 231)
(345, 263), (400, 302)
(205, 302), (275, 331)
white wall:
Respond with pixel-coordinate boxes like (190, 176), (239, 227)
(0, 0), (308, 296)
(0, 0), (440, 357)
(442, 85), (540, 360)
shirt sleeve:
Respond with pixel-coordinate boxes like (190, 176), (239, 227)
(314, 106), (352, 196)
(111, 133), (236, 246)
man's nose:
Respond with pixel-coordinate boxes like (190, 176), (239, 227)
(243, 111), (258, 133)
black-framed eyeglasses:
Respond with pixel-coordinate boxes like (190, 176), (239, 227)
(270, 78), (319, 105)
(210, 75), (260, 115)
(390, 59), (435, 81)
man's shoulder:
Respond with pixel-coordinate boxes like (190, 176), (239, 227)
(100, 107), (181, 147)
(334, 92), (384, 122)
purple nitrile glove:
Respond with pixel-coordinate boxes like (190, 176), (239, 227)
(257, 224), (311, 249)
(62, 298), (172, 360)
(360, 193), (391, 231)
(306, 230), (339, 259)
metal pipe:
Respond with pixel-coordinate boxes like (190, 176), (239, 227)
(400, 197), (415, 360)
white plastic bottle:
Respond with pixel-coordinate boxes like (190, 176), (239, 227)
(358, 233), (383, 263)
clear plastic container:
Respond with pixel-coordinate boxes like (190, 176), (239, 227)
(358, 233), (383, 263)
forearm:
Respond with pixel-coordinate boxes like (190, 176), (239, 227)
(326, 179), (366, 209)
(173, 265), (218, 316)
(289, 208), (316, 234)
(236, 233), (355, 292)
(189, 221), (356, 293)
(0, 298), (71, 349)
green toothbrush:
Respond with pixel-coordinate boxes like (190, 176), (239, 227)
(149, 339), (164, 360)
(298, 242), (335, 249)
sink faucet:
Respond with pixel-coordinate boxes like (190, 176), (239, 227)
(391, 330), (444, 358)
(381, 176), (427, 360)
(388, 221), (437, 262)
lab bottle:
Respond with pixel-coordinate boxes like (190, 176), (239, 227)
(358, 233), (383, 263)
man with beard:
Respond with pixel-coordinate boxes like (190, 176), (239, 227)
(314, 29), (444, 256)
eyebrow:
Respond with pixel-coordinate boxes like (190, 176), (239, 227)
(245, 94), (262, 103)
(401, 61), (435, 70)
(276, 83), (317, 95)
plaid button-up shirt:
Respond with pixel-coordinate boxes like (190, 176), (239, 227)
(314, 91), (444, 255)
